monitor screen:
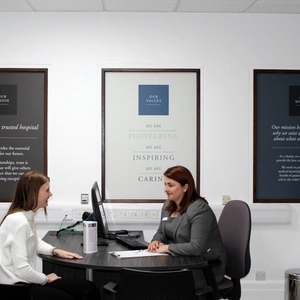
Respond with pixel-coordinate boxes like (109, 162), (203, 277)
(88, 181), (109, 239)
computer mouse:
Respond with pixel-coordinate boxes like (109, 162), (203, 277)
(128, 232), (140, 238)
(114, 230), (129, 235)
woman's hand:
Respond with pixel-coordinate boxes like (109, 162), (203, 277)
(53, 248), (83, 259)
(47, 273), (61, 283)
(147, 240), (170, 253)
(147, 240), (162, 251)
(155, 244), (170, 254)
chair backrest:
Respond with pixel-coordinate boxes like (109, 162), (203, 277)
(218, 200), (251, 279)
(0, 283), (32, 300)
(118, 268), (196, 300)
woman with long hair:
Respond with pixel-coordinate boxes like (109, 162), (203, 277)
(0, 171), (100, 300)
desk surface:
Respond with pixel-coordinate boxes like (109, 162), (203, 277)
(40, 231), (207, 271)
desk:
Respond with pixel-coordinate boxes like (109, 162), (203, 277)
(40, 231), (207, 299)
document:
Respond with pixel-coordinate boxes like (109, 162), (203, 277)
(109, 250), (169, 259)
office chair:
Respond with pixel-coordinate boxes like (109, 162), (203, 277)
(0, 283), (33, 299)
(103, 268), (196, 300)
(196, 200), (252, 300)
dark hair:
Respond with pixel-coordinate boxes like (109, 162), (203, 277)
(1, 171), (49, 225)
(164, 165), (206, 214)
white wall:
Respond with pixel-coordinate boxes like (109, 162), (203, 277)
(0, 12), (300, 299)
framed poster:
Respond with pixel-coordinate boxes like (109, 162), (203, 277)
(254, 69), (300, 203)
(0, 69), (48, 202)
(102, 68), (200, 202)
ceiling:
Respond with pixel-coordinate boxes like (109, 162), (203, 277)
(1, 0), (300, 14)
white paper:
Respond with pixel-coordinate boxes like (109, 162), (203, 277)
(109, 249), (169, 259)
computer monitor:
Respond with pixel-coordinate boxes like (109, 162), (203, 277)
(88, 181), (109, 239)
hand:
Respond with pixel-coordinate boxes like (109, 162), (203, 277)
(147, 241), (165, 252)
(53, 249), (83, 259)
(155, 244), (170, 254)
(47, 273), (61, 283)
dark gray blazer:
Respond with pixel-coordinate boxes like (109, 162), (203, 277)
(152, 199), (227, 287)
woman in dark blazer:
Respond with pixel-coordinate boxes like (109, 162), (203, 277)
(148, 165), (227, 289)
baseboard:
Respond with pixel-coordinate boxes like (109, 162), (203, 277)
(241, 280), (284, 300)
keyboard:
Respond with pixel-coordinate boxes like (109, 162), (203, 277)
(115, 235), (148, 250)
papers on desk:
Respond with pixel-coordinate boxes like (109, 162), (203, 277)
(109, 250), (169, 259)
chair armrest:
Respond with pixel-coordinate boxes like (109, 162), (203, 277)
(206, 259), (222, 268)
(103, 282), (118, 298)
(200, 259), (222, 300)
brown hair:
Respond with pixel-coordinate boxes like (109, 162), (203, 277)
(164, 165), (206, 214)
(1, 171), (49, 225)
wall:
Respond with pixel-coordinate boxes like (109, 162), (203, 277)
(0, 12), (300, 299)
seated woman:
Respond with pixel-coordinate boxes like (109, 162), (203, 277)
(0, 171), (100, 300)
(148, 165), (227, 289)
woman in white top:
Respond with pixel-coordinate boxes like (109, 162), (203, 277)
(0, 171), (100, 300)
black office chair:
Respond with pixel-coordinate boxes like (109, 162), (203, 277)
(0, 283), (33, 299)
(103, 268), (196, 300)
(196, 200), (252, 300)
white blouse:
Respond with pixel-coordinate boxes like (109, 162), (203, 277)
(0, 210), (55, 285)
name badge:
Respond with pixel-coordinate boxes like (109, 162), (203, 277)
(162, 217), (168, 222)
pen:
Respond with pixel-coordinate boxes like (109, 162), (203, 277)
(109, 251), (120, 257)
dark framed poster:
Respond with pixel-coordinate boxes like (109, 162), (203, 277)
(102, 68), (200, 202)
(254, 69), (300, 203)
(0, 69), (48, 202)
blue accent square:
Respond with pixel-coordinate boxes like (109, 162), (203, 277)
(138, 85), (169, 115)
(289, 86), (300, 116)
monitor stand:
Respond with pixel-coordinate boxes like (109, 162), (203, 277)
(98, 237), (109, 246)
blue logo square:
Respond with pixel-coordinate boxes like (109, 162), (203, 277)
(138, 85), (169, 115)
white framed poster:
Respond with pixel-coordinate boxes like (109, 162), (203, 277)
(102, 68), (200, 202)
